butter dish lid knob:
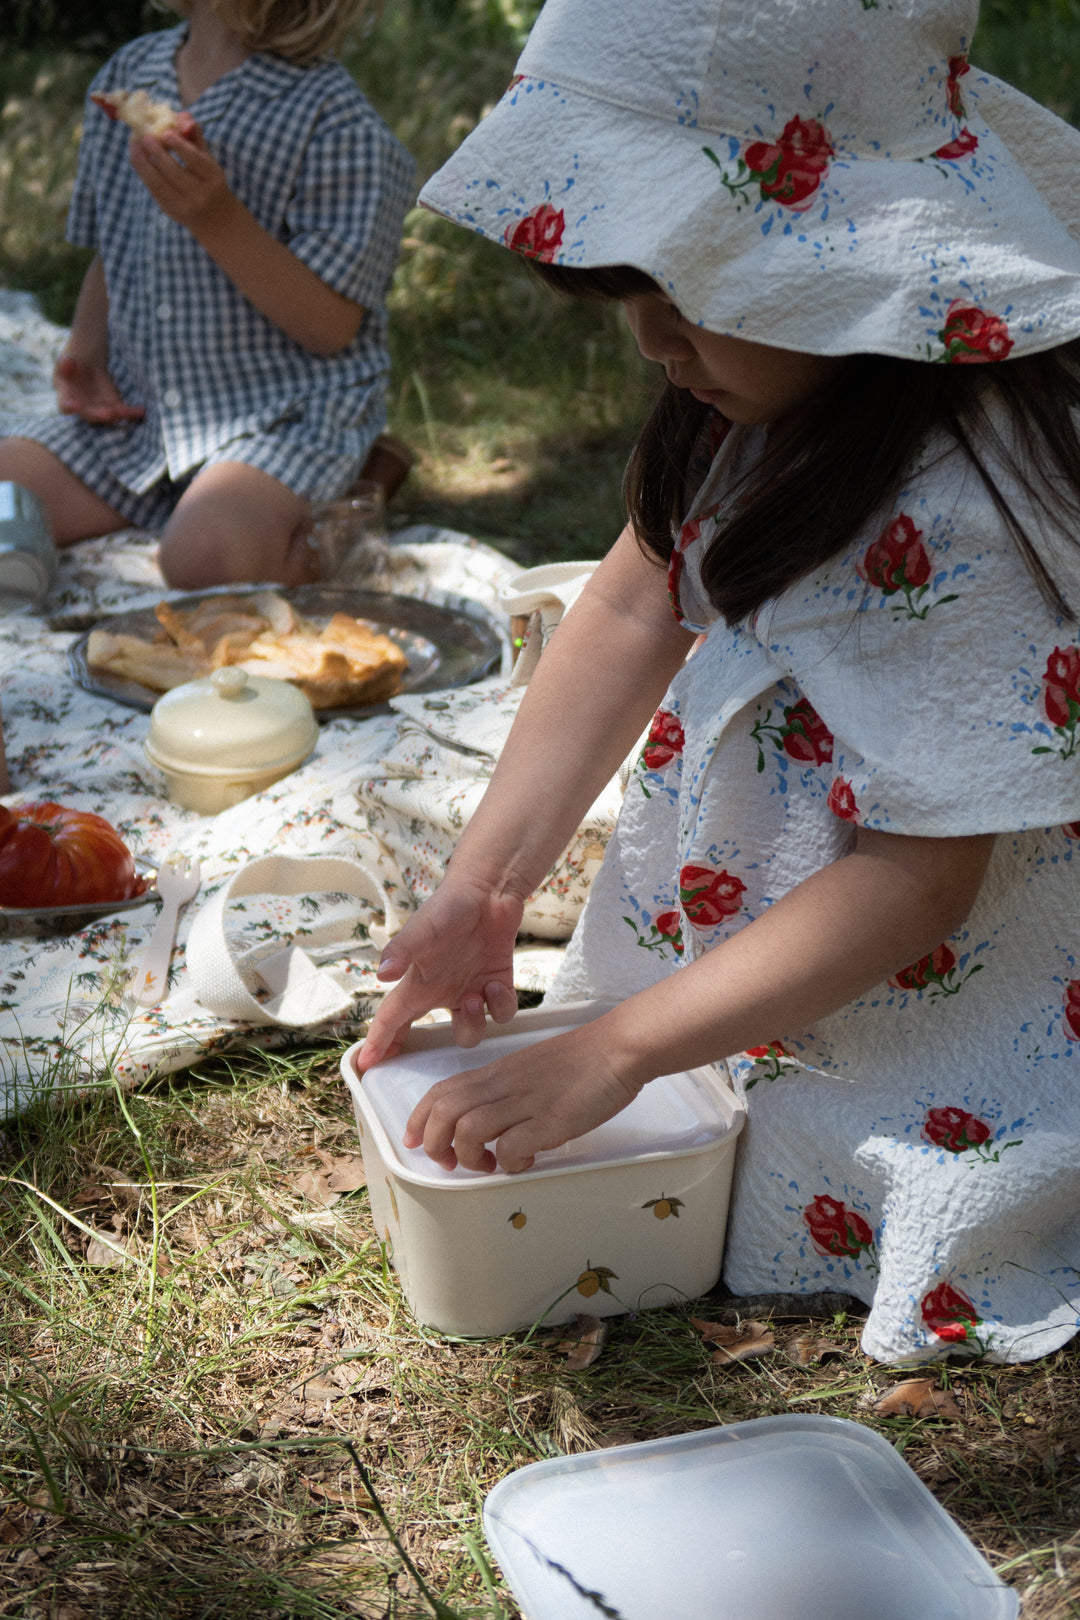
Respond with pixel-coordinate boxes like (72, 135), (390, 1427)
(211, 667), (249, 698)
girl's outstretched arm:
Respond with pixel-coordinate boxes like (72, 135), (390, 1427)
(403, 825), (996, 1174)
(128, 126), (364, 355)
(356, 525), (697, 1062)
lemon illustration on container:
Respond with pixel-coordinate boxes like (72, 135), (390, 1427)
(643, 1194), (685, 1220)
(577, 1262), (618, 1298)
(508, 1209), (527, 1229)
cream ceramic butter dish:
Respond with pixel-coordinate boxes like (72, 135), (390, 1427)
(145, 666), (318, 813)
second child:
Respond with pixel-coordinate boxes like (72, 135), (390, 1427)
(0, 0), (413, 587)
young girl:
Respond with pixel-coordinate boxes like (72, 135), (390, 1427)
(356, 0), (1080, 1365)
(0, 0), (413, 588)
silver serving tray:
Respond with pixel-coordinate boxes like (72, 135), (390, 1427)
(68, 586), (503, 719)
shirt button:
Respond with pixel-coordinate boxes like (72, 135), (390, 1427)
(162, 388), (182, 409)
(156, 301), (172, 321)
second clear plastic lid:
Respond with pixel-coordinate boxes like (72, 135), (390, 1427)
(483, 1415), (1018, 1620)
(353, 1018), (739, 1186)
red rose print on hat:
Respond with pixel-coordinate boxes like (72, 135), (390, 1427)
(858, 513), (958, 618)
(920, 1280), (981, 1344)
(751, 696), (833, 772)
(705, 116), (833, 214)
(678, 863), (746, 929)
(1033, 644), (1080, 760)
(945, 53), (970, 119)
(922, 1104), (1021, 1163)
(938, 300), (1014, 364)
(743, 117), (834, 211)
(1063, 978), (1080, 1041)
(934, 127), (978, 160)
(803, 1193), (877, 1265)
(504, 203), (564, 261)
(827, 778), (859, 821)
(1064, 822), (1080, 838)
(642, 710), (685, 771)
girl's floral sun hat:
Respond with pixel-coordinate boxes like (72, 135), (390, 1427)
(418, 0), (1080, 361)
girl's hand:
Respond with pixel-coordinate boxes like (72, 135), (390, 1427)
(53, 354), (144, 425)
(404, 1020), (644, 1174)
(355, 875), (524, 1071)
(128, 118), (238, 236)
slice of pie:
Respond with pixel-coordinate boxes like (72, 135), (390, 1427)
(87, 592), (410, 709)
(90, 89), (186, 138)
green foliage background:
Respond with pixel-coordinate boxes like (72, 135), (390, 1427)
(2, 0), (1080, 556)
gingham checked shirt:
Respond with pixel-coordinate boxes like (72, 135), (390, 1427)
(70, 26), (415, 491)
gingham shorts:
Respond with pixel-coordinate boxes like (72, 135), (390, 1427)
(9, 410), (375, 530)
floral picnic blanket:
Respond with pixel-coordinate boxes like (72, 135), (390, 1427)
(0, 526), (526, 1116)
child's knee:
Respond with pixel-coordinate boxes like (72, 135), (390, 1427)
(159, 464), (314, 589)
(0, 437), (125, 545)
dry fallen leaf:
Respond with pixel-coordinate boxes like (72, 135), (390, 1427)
(289, 1152), (367, 1208)
(84, 1224), (136, 1267)
(784, 1334), (847, 1367)
(546, 1314), (608, 1370)
(691, 1316), (776, 1362)
(320, 1152), (367, 1193)
(95, 1163), (142, 1209)
(873, 1378), (963, 1420)
(289, 1170), (340, 1209)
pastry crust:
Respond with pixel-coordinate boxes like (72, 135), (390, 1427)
(90, 89), (184, 138)
(87, 593), (409, 709)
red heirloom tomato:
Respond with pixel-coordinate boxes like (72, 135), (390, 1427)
(0, 803), (144, 908)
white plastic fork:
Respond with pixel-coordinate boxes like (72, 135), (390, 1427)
(130, 851), (202, 1007)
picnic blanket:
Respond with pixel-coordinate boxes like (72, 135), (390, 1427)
(0, 525), (541, 1115)
(0, 290), (575, 1114)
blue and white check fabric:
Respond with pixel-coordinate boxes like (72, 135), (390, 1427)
(31, 26), (414, 500)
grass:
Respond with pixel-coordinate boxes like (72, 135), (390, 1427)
(4, 3), (1080, 1614)
(1, 1043), (1079, 1617)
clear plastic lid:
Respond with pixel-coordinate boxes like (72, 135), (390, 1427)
(351, 1018), (739, 1187)
(483, 1414), (1018, 1620)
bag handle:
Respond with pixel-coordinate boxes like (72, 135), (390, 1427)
(186, 853), (400, 1027)
(499, 562), (597, 687)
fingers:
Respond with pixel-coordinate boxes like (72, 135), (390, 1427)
(405, 1081), (503, 1173)
(374, 949), (405, 984)
(355, 1000), (412, 1071)
(450, 993), (488, 1049)
(485, 978), (519, 1024)
(54, 357), (144, 423)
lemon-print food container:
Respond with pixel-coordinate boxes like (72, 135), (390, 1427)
(339, 1001), (746, 1337)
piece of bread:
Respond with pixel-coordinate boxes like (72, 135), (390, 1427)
(90, 89), (184, 138)
(87, 593), (409, 709)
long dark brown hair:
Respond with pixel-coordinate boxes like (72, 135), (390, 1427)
(535, 261), (1080, 624)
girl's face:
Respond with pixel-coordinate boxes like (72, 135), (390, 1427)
(622, 293), (844, 424)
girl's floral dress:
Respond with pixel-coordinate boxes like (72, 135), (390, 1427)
(550, 419), (1080, 1364)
